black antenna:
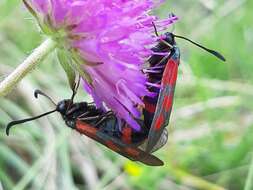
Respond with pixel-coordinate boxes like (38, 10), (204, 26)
(34, 89), (56, 106)
(71, 77), (80, 102)
(152, 22), (226, 62)
(6, 109), (57, 136)
(173, 34), (226, 62)
(168, 13), (176, 33)
(152, 22), (173, 48)
(152, 22), (159, 37)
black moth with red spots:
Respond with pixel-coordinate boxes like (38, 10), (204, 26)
(6, 87), (163, 166)
(144, 30), (225, 153)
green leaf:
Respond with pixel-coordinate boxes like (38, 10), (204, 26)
(57, 49), (76, 90)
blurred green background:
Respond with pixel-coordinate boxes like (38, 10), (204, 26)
(0, 0), (252, 189)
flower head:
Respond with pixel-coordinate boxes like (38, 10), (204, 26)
(25, 0), (177, 130)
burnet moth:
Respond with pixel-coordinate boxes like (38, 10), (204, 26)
(6, 81), (164, 166)
(144, 23), (225, 153)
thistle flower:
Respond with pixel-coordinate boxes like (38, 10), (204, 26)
(24, 0), (177, 130)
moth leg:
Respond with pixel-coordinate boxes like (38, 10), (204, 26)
(77, 111), (90, 119)
(79, 115), (102, 122)
(71, 76), (81, 101)
(93, 111), (114, 127)
(66, 106), (82, 116)
(66, 76), (81, 111)
(155, 54), (170, 66)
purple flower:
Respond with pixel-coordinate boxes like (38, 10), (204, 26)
(24, 0), (177, 130)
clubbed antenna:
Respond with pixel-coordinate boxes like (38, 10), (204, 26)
(173, 34), (226, 62)
(6, 109), (57, 136)
(152, 22), (226, 62)
(34, 89), (57, 106)
(6, 89), (58, 135)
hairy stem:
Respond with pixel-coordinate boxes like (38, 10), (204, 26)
(0, 38), (57, 97)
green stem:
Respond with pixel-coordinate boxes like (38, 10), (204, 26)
(0, 38), (57, 97)
(172, 168), (226, 190)
(244, 153), (253, 190)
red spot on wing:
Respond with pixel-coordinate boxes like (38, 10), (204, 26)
(144, 102), (156, 113)
(122, 127), (132, 144)
(169, 63), (178, 86)
(125, 147), (140, 157)
(154, 114), (165, 130)
(162, 94), (174, 112)
(76, 120), (98, 138)
(161, 58), (178, 113)
(162, 59), (178, 86)
(76, 121), (159, 165)
(106, 140), (121, 152)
